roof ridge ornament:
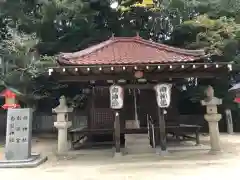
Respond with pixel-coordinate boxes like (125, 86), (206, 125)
(111, 33), (115, 40)
(135, 32), (140, 39)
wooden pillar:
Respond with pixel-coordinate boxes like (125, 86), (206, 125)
(157, 107), (167, 151)
(88, 87), (95, 138)
(110, 84), (124, 157)
(154, 113), (160, 146)
(114, 111), (121, 153)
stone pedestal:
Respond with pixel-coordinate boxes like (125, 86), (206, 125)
(0, 108), (47, 168)
(225, 109), (234, 134)
(204, 114), (222, 154)
(201, 86), (222, 154)
(54, 121), (72, 153)
(53, 96), (73, 154)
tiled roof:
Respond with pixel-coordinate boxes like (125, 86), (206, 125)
(58, 36), (205, 66)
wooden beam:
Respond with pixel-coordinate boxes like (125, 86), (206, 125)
(95, 84), (155, 89)
(66, 68), (76, 76)
(50, 62), (231, 70)
(50, 63), (231, 77)
(55, 71), (227, 82)
(178, 64), (196, 72)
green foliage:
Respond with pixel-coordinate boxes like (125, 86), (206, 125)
(0, 26), (61, 105)
(0, 0), (239, 111)
(180, 15), (240, 56)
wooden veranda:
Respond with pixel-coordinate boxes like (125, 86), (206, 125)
(48, 35), (232, 153)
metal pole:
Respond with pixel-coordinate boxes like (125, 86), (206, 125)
(147, 114), (150, 138)
(151, 123), (155, 148)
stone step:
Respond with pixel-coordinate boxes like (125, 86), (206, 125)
(125, 134), (155, 154)
(124, 134), (209, 155)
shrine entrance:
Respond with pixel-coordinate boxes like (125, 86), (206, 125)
(87, 86), (160, 152)
(122, 88), (158, 154)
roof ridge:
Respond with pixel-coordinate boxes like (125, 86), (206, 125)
(105, 36), (205, 56)
(59, 38), (115, 59)
(111, 36), (205, 56)
(135, 38), (205, 56)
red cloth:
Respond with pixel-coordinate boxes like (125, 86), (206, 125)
(234, 97), (240, 103)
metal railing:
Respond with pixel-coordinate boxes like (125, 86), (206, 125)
(147, 114), (156, 148)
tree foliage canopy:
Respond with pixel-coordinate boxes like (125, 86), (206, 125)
(0, 0), (239, 109)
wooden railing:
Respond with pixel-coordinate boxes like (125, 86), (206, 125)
(0, 111), (231, 136)
(0, 111), (88, 135)
(147, 114), (156, 148)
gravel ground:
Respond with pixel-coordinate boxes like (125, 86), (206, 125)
(0, 133), (240, 180)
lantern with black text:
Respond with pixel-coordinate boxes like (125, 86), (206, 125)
(0, 89), (20, 109)
(109, 85), (124, 109)
(154, 84), (172, 108)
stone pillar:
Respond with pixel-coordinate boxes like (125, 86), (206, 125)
(201, 86), (222, 154)
(53, 96), (73, 154)
(225, 109), (234, 134)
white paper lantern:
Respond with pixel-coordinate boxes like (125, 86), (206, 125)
(109, 85), (124, 109)
(154, 84), (172, 108)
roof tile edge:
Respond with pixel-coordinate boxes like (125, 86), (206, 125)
(58, 36), (205, 64)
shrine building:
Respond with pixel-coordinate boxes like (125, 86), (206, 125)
(47, 35), (232, 155)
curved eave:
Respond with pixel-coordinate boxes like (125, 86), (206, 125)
(46, 62), (233, 83)
(57, 55), (207, 66)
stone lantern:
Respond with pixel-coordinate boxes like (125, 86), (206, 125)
(53, 96), (73, 154)
(201, 86), (222, 154)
